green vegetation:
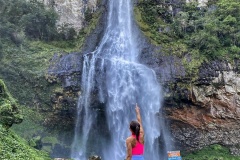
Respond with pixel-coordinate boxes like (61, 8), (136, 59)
(0, 0), (57, 43)
(0, 0), (101, 157)
(11, 105), (74, 156)
(183, 144), (240, 160)
(0, 79), (23, 128)
(0, 41), (62, 107)
(0, 125), (51, 160)
(0, 79), (51, 159)
(135, 0), (240, 78)
(0, 0), (77, 106)
(0, 0), (101, 106)
(136, 1), (240, 158)
(11, 105), (45, 140)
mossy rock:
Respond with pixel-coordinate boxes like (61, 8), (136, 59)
(88, 155), (101, 160)
(0, 79), (23, 128)
(42, 136), (59, 147)
(29, 136), (42, 149)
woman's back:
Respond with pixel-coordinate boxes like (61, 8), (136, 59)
(131, 135), (144, 155)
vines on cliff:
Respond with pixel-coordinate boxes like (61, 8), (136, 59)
(135, 0), (240, 79)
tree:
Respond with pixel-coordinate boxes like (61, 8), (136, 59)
(21, 1), (58, 40)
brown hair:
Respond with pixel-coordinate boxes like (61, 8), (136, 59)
(130, 121), (140, 142)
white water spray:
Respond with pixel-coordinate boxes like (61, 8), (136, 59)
(71, 0), (171, 159)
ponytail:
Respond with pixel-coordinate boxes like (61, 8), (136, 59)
(135, 125), (140, 142)
(130, 121), (141, 142)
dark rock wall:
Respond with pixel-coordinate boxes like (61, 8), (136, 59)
(161, 60), (240, 155)
(44, 0), (108, 131)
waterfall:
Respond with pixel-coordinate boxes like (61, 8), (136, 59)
(71, 0), (171, 159)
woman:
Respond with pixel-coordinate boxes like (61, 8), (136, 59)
(126, 103), (144, 160)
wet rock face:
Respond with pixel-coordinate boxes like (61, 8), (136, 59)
(48, 53), (83, 90)
(43, 0), (108, 132)
(44, 53), (83, 130)
(163, 60), (240, 154)
(171, 122), (240, 154)
(45, 52), (109, 130)
(0, 79), (23, 128)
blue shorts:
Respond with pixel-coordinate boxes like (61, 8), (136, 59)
(132, 155), (144, 160)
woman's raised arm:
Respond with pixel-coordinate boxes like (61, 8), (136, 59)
(135, 103), (144, 143)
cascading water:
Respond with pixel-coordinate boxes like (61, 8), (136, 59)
(71, 0), (171, 159)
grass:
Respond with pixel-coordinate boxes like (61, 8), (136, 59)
(0, 39), (71, 107)
(182, 144), (240, 160)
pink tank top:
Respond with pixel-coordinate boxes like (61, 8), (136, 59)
(131, 135), (144, 155)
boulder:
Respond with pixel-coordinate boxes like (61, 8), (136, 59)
(88, 155), (101, 160)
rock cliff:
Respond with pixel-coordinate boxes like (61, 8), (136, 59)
(46, 36), (240, 156)
(44, 0), (107, 130)
(43, 0), (240, 156)
(161, 60), (240, 155)
(186, 0), (208, 7)
(42, 0), (98, 31)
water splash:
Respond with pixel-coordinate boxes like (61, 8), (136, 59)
(71, 0), (171, 159)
